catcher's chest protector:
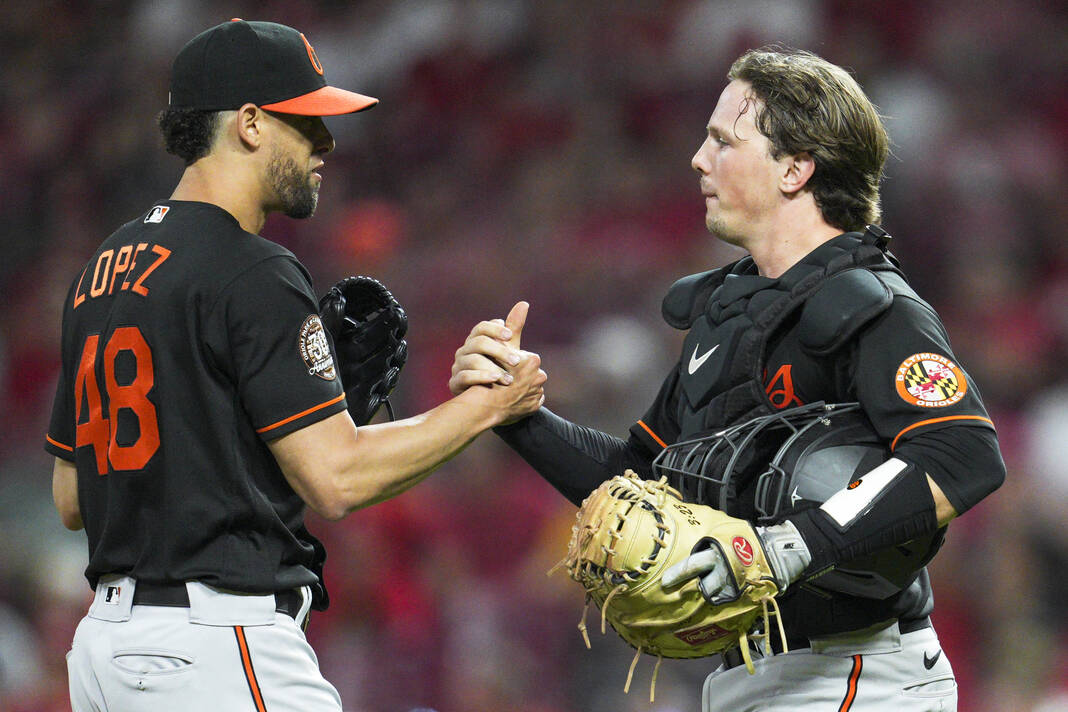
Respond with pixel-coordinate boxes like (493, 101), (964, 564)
(667, 231), (900, 437)
(663, 231), (902, 511)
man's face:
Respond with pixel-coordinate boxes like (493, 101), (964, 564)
(266, 112), (335, 219)
(691, 80), (785, 246)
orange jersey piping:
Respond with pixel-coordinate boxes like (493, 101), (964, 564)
(891, 415), (994, 451)
(234, 626), (267, 712)
(636, 420), (668, 450)
(838, 654), (863, 711)
(255, 394), (345, 435)
(46, 434), (74, 452)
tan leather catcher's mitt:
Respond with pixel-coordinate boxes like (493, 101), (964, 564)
(553, 471), (787, 699)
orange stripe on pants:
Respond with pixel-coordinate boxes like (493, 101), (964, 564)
(838, 654), (863, 711)
(234, 626), (267, 712)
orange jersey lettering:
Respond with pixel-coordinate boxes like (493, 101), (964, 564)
(765, 364), (803, 410)
(131, 245), (172, 297)
(75, 243), (172, 304)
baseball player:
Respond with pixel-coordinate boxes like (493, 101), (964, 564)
(451, 47), (1005, 711)
(46, 19), (545, 712)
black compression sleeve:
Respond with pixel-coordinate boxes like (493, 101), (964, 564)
(493, 408), (654, 505)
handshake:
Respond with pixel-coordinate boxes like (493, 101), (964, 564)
(319, 276), (546, 429)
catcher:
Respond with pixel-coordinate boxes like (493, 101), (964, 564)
(451, 46), (1005, 712)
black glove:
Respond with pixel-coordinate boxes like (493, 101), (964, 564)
(318, 276), (408, 426)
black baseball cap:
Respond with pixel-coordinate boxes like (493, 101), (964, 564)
(169, 19), (378, 115)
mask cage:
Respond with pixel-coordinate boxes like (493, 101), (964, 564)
(752, 403), (877, 521)
(651, 401), (862, 511)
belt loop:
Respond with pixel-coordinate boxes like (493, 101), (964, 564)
(89, 575), (136, 622)
(722, 638), (768, 670)
(185, 581), (276, 626)
(809, 619), (902, 656)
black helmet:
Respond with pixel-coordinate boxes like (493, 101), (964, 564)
(652, 402), (943, 599)
(751, 402), (887, 520)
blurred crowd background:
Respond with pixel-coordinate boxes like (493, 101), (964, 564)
(1, 1), (1065, 710)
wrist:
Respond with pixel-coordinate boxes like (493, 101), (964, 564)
(450, 385), (512, 431)
(756, 520), (812, 592)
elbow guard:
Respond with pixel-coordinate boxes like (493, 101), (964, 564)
(788, 458), (941, 590)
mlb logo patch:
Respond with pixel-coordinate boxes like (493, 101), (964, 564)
(104, 585), (122, 604)
(145, 206), (170, 223)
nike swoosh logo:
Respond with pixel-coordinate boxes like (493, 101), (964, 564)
(688, 343), (719, 375)
(790, 486), (802, 507)
(923, 649), (942, 670)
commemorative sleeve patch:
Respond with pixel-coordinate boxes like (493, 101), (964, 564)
(299, 315), (337, 381)
(894, 352), (967, 407)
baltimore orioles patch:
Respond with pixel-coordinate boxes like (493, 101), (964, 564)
(895, 352), (966, 407)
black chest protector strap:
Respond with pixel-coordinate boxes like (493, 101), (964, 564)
(662, 228), (903, 439)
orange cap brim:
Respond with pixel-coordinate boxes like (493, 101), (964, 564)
(261, 85), (378, 116)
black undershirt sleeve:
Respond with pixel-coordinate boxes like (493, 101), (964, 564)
(493, 408), (655, 506)
(893, 424), (1005, 515)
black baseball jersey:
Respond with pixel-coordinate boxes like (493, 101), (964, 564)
(628, 234), (1000, 637)
(45, 200), (348, 594)
(631, 253), (997, 515)
(495, 232), (1004, 642)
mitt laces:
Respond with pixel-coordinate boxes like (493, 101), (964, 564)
(572, 587), (664, 701)
(550, 472), (792, 701)
(625, 645), (663, 703)
(734, 591), (789, 674)
(569, 583), (788, 702)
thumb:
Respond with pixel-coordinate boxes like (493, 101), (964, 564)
(504, 301), (529, 350)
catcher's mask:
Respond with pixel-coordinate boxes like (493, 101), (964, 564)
(652, 402), (943, 598)
(651, 401), (861, 512)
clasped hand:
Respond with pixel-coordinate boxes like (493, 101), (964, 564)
(451, 301), (547, 425)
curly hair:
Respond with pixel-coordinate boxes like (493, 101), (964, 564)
(157, 107), (223, 165)
(729, 47), (889, 232)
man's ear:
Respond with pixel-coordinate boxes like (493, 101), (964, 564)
(235, 103), (263, 150)
(780, 152), (815, 195)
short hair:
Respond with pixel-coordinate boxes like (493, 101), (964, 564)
(157, 107), (223, 165)
(728, 47), (889, 232)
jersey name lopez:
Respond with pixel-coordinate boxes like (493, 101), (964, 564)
(73, 242), (173, 307)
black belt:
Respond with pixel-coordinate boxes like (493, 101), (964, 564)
(131, 582), (306, 624)
(722, 616), (932, 670)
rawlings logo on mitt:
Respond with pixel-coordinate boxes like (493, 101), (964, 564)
(553, 471), (787, 700)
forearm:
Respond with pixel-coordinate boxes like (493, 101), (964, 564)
(272, 385), (523, 519)
(780, 425), (1003, 580)
(52, 457), (83, 531)
(343, 394), (503, 508)
(494, 408), (652, 505)
(787, 458), (940, 578)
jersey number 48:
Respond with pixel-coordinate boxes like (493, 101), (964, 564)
(74, 327), (160, 475)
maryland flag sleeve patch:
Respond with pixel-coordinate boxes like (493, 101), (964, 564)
(895, 353), (967, 408)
